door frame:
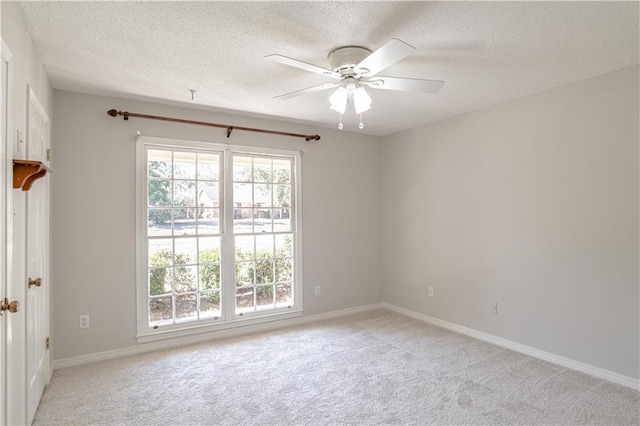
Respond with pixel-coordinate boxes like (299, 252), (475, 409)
(1, 38), (14, 426)
(25, 85), (50, 424)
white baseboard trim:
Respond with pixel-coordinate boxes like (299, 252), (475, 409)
(382, 302), (639, 391)
(51, 303), (383, 370)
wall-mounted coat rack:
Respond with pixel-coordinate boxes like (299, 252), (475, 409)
(13, 159), (50, 191)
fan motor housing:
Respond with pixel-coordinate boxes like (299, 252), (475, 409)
(328, 46), (372, 75)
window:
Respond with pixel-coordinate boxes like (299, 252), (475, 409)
(232, 155), (295, 315)
(136, 137), (301, 341)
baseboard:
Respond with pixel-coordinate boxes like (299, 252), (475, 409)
(51, 303), (383, 370)
(382, 302), (639, 391)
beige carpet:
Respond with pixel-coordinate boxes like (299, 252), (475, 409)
(34, 309), (639, 425)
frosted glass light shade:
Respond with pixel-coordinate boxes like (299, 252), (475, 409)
(329, 87), (348, 114)
(353, 87), (372, 114)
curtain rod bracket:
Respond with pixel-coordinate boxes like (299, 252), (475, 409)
(107, 109), (320, 142)
(108, 109), (130, 121)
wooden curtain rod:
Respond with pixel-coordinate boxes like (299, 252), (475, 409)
(106, 109), (321, 141)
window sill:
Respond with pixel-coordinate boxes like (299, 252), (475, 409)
(136, 309), (303, 344)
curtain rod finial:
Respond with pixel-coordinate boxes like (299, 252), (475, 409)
(107, 109), (129, 120)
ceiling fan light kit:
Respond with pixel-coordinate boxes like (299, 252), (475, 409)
(265, 38), (444, 131)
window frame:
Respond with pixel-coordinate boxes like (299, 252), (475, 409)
(136, 136), (303, 342)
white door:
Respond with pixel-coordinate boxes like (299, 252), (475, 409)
(26, 87), (50, 425)
(26, 171), (48, 424)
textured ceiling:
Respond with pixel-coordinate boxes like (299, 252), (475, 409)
(18, 1), (640, 136)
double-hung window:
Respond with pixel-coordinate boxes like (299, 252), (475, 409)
(136, 137), (302, 341)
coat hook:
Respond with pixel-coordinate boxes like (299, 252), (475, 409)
(189, 89), (196, 101)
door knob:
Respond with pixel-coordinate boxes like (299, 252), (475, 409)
(1, 298), (19, 314)
(28, 277), (42, 288)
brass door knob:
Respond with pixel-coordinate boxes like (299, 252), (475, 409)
(1, 298), (19, 314)
(28, 277), (42, 288)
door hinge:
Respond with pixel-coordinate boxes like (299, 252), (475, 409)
(46, 337), (50, 350)
(46, 148), (51, 161)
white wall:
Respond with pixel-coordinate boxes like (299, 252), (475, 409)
(1, 2), (53, 424)
(382, 65), (639, 379)
(51, 91), (383, 360)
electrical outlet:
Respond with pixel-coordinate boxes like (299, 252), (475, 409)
(427, 286), (434, 298)
(80, 315), (90, 329)
(490, 302), (498, 314)
(315, 286), (321, 296)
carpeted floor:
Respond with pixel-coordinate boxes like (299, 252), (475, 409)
(34, 309), (639, 425)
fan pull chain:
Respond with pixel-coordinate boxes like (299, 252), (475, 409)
(338, 114), (343, 130)
(359, 113), (364, 130)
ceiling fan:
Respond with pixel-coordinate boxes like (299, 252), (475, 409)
(265, 38), (444, 129)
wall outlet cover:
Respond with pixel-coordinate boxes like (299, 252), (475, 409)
(80, 315), (90, 329)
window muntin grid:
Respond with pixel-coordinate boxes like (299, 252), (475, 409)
(232, 155), (295, 315)
(146, 148), (222, 326)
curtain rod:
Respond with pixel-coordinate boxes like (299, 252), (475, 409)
(106, 109), (321, 141)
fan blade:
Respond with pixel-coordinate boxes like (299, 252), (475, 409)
(365, 76), (444, 93)
(273, 82), (341, 100)
(355, 38), (416, 77)
(265, 54), (341, 79)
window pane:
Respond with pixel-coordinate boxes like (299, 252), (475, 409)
(174, 152), (196, 180)
(256, 285), (274, 307)
(275, 234), (293, 257)
(197, 209), (219, 235)
(275, 258), (292, 282)
(149, 267), (172, 295)
(174, 265), (197, 293)
(236, 288), (254, 312)
(234, 183), (253, 206)
(255, 259), (274, 284)
(149, 297), (173, 324)
(255, 234), (274, 258)
(176, 294), (197, 321)
(197, 182), (219, 208)
(148, 150), (172, 178)
(273, 185), (291, 208)
(254, 184), (272, 207)
(253, 158), (272, 182)
(174, 238), (197, 265)
(233, 156), (252, 182)
(233, 209), (253, 234)
(148, 180), (171, 207)
(199, 263), (220, 290)
(173, 208), (196, 236)
(149, 239), (173, 267)
(273, 210), (291, 232)
(197, 153), (219, 181)
(200, 291), (221, 318)
(273, 159), (291, 183)
(235, 235), (253, 262)
(173, 181), (196, 207)
(199, 237), (220, 290)
(235, 261), (253, 286)
(148, 209), (171, 236)
(199, 236), (220, 256)
(253, 209), (273, 233)
(276, 283), (292, 305)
